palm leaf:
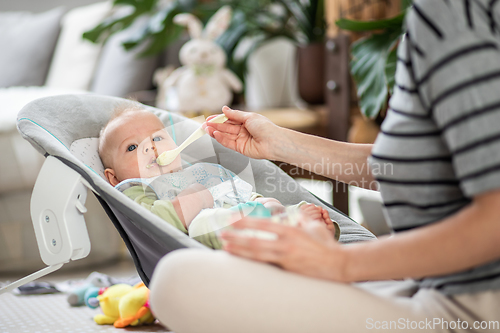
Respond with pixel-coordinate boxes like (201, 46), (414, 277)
(350, 29), (401, 118)
(385, 46), (398, 95)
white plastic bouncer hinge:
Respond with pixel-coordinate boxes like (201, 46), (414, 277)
(0, 156), (91, 294)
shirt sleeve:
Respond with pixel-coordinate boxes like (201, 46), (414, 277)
(408, 0), (500, 197)
(123, 186), (187, 234)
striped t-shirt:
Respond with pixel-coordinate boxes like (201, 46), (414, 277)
(370, 0), (500, 294)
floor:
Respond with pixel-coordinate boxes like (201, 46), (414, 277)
(0, 256), (171, 333)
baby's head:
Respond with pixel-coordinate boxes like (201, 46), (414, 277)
(99, 102), (182, 186)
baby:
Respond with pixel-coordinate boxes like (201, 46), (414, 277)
(98, 103), (339, 249)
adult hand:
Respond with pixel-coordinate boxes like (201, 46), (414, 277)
(220, 217), (348, 282)
(204, 106), (282, 160)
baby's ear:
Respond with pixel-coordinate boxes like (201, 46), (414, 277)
(104, 168), (119, 186)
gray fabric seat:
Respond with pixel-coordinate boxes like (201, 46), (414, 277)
(17, 94), (375, 285)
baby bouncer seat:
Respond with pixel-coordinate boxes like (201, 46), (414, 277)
(1, 94), (375, 292)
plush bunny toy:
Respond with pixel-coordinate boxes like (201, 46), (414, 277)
(162, 6), (242, 113)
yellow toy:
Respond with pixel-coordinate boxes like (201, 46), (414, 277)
(93, 282), (155, 328)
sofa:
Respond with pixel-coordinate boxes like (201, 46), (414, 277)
(0, 1), (167, 273)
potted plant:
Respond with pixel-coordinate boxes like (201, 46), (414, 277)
(335, 0), (411, 120)
(213, 0), (303, 109)
(294, 0), (326, 105)
(83, 0), (326, 108)
(83, 0), (217, 57)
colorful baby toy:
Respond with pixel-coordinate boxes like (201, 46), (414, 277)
(91, 282), (155, 328)
(66, 271), (113, 307)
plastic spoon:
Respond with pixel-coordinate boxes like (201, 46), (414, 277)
(156, 113), (228, 166)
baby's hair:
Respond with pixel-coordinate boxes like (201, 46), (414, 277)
(98, 100), (148, 168)
(103, 100), (145, 133)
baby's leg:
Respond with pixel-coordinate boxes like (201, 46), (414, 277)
(254, 197), (285, 214)
(299, 204), (335, 232)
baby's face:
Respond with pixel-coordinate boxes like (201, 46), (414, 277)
(103, 111), (182, 185)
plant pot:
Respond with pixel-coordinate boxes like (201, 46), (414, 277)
(297, 41), (325, 105)
(245, 38), (299, 110)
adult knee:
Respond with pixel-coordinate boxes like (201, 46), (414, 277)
(149, 248), (228, 330)
(149, 249), (206, 326)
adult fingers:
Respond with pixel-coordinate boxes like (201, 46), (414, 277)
(224, 243), (283, 263)
(229, 217), (293, 237)
(205, 114), (218, 122)
(205, 121), (243, 135)
(221, 232), (283, 251)
(221, 233), (286, 263)
(204, 125), (216, 137)
(222, 105), (251, 123)
(212, 131), (238, 151)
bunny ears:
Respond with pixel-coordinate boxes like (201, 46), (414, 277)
(173, 5), (232, 40)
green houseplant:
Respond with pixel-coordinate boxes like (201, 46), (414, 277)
(83, 0), (325, 89)
(335, 0), (411, 119)
(82, 0), (214, 57)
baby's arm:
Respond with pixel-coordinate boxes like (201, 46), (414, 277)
(172, 183), (214, 229)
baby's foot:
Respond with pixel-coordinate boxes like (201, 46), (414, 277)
(300, 204), (335, 231)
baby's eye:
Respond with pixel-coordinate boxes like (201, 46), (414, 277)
(152, 136), (163, 142)
(127, 144), (137, 152)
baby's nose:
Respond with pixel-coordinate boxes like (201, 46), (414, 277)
(143, 142), (158, 155)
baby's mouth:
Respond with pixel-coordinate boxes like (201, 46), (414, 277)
(146, 157), (157, 169)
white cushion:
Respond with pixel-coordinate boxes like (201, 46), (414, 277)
(45, 1), (112, 90)
(0, 7), (65, 87)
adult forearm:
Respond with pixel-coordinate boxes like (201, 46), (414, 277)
(271, 127), (376, 189)
(342, 190), (500, 282)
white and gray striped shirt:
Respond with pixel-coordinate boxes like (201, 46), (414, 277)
(370, 0), (500, 294)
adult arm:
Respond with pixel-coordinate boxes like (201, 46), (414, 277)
(206, 107), (376, 189)
(221, 188), (500, 282)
